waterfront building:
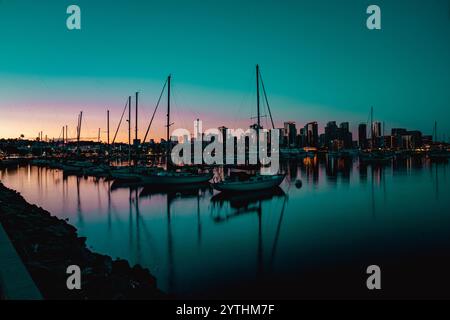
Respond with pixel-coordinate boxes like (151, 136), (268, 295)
(358, 123), (367, 149)
(339, 122), (353, 149)
(284, 121), (297, 148)
(324, 121), (339, 148)
(372, 122), (382, 138)
(305, 122), (319, 148)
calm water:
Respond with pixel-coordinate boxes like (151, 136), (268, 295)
(1, 157), (450, 298)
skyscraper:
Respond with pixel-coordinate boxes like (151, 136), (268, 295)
(372, 122), (382, 138)
(305, 122), (319, 147)
(284, 122), (297, 147)
(298, 128), (306, 148)
(340, 122), (349, 132)
(371, 121), (382, 148)
(358, 123), (367, 149)
(324, 121), (338, 148)
(339, 122), (352, 149)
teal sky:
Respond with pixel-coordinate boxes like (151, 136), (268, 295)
(0, 0), (449, 141)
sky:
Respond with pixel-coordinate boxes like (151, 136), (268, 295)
(0, 0), (449, 142)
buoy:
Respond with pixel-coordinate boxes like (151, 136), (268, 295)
(295, 179), (302, 189)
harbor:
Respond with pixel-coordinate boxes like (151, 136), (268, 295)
(1, 62), (449, 298)
(1, 153), (449, 298)
(1, 0), (450, 302)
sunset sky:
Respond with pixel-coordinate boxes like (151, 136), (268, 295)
(0, 0), (449, 142)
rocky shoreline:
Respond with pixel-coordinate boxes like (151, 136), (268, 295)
(0, 182), (165, 300)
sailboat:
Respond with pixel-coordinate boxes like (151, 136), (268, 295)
(359, 107), (394, 164)
(428, 121), (450, 161)
(139, 75), (213, 186)
(212, 65), (285, 193)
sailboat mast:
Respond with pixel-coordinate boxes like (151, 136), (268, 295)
(135, 92), (139, 142)
(77, 111), (83, 153)
(167, 75), (172, 167)
(370, 106), (373, 148)
(135, 92), (139, 166)
(107, 110), (110, 146)
(107, 110), (110, 160)
(256, 65), (260, 162)
(128, 95), (131, 165)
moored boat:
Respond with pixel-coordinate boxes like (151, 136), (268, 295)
(140, 171), (213, 186)
(0, 158), (20, 168)
(213, 65), (284, 193)
(428, 149), (449, 161)
(111, 75), (213, 186)
(212, 173), (285, 192)
(359, 150), (394, 163)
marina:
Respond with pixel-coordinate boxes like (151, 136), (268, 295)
(1, 155), (449, 298)
(1, 0), (450, 304)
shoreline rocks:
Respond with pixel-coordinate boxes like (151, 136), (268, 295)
(0, 182), (165, 300)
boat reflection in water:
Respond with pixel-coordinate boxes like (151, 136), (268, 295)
(1, 157), (450, 298)
(139, 183), (212, 294)
(211, 187), (286, 221)
(210, 187), (288, 296)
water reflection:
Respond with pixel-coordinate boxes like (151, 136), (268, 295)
(324, 156), (352, 185)
(0, 157), (449, 298)
(211, 188), (288, 280)
(139, 184), (211, 293)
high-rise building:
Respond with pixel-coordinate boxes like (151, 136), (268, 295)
(407, 130), (423, 149)
(372, 122), (382, 138)
(284, 122), (297, 147)
(389, 128), (423, 150)
(340, 122), (349, 132)
(298, 128), (306, 148)
(324, 121), (338, 148)
(371, 122), (382, 148)
(278, 128), (287, 147)
(319, 133), (326, 147)
(358, 123), (367, 149)
(391, 128), (407, 136)
(339, 122), (353, 149)
(390, 128), (407, 149)
(305, 122), (319, 147)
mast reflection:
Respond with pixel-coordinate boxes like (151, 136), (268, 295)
(210, 187), (287, 278)
(139, 183), (210, 294)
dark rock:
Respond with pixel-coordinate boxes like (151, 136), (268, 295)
(0, 182), (165, 300)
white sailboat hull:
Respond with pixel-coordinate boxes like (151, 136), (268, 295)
(213, 174), (285, 192)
